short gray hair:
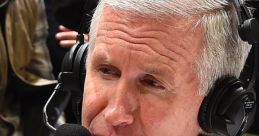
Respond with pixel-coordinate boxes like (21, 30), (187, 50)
(88, 0), (251, 95)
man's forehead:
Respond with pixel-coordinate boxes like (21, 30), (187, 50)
(100, 5), (198, 30)
(97, 6), (204, 48)
(94, 5), (204, 69)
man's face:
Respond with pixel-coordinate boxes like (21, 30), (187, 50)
(82, 6), (205, 136)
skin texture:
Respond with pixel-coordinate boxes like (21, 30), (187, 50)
(82, 6), (205, 136)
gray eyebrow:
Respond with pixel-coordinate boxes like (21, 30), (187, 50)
(143, 66), (164, 75)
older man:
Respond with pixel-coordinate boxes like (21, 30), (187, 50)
(81, 0), (254, 135)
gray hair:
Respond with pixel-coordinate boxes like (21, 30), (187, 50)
(87, 0), (251, 95)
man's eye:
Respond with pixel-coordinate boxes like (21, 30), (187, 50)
(99, 67), (113, 75)
(97, 65), (121, 78)
(141, 78), (165, 90)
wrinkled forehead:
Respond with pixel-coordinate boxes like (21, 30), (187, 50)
(97, 5), (204, 43)
(99, 5), (200, 33)
(94, 5), (204, 60)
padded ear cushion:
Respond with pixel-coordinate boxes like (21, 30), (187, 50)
(71, 43), (88, 123)
(61, 45), (76, 72)
(79, 44), (88, 90)
(73, 43), (88, 91)
(198, 76), (247, 135)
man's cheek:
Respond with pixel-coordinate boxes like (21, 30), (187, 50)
(82, 78), (107, 127)
(139, 96), (172, 129)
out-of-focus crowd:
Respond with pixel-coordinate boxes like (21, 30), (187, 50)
(0, 0), (96, 135)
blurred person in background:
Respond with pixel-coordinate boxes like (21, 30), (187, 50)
(0, 0), (56, 135)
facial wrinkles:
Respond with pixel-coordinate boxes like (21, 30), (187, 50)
(96, 38), (178, 83)
(82, 7), (204, 136)
(98, 29), (186, 75)
(98, 11), (201, 71)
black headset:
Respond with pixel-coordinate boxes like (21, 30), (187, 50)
(55, 0), (258, 135)
(198, 0), (259, 136)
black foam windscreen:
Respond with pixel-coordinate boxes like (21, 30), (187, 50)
(51, 124), (92, 136)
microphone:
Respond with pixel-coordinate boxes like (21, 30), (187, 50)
(51, 124), (92, 136)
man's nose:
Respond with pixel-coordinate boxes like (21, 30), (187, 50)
(104, 81), (138, 128)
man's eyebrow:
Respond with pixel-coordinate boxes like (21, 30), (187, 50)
(91, 52), (111, 64)
(143, 66), (165, 75)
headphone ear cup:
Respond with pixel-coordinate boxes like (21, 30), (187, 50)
(72, 43), (88, 92)
(198, 76), (255, 135)
(61, 43), (79, 72)
(59, 42), (89, 123)
(71, 43), (88, 123)
(198, 91), (211, 133)
(198, 77), (237, 133)
(79, 44), (88, 90)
